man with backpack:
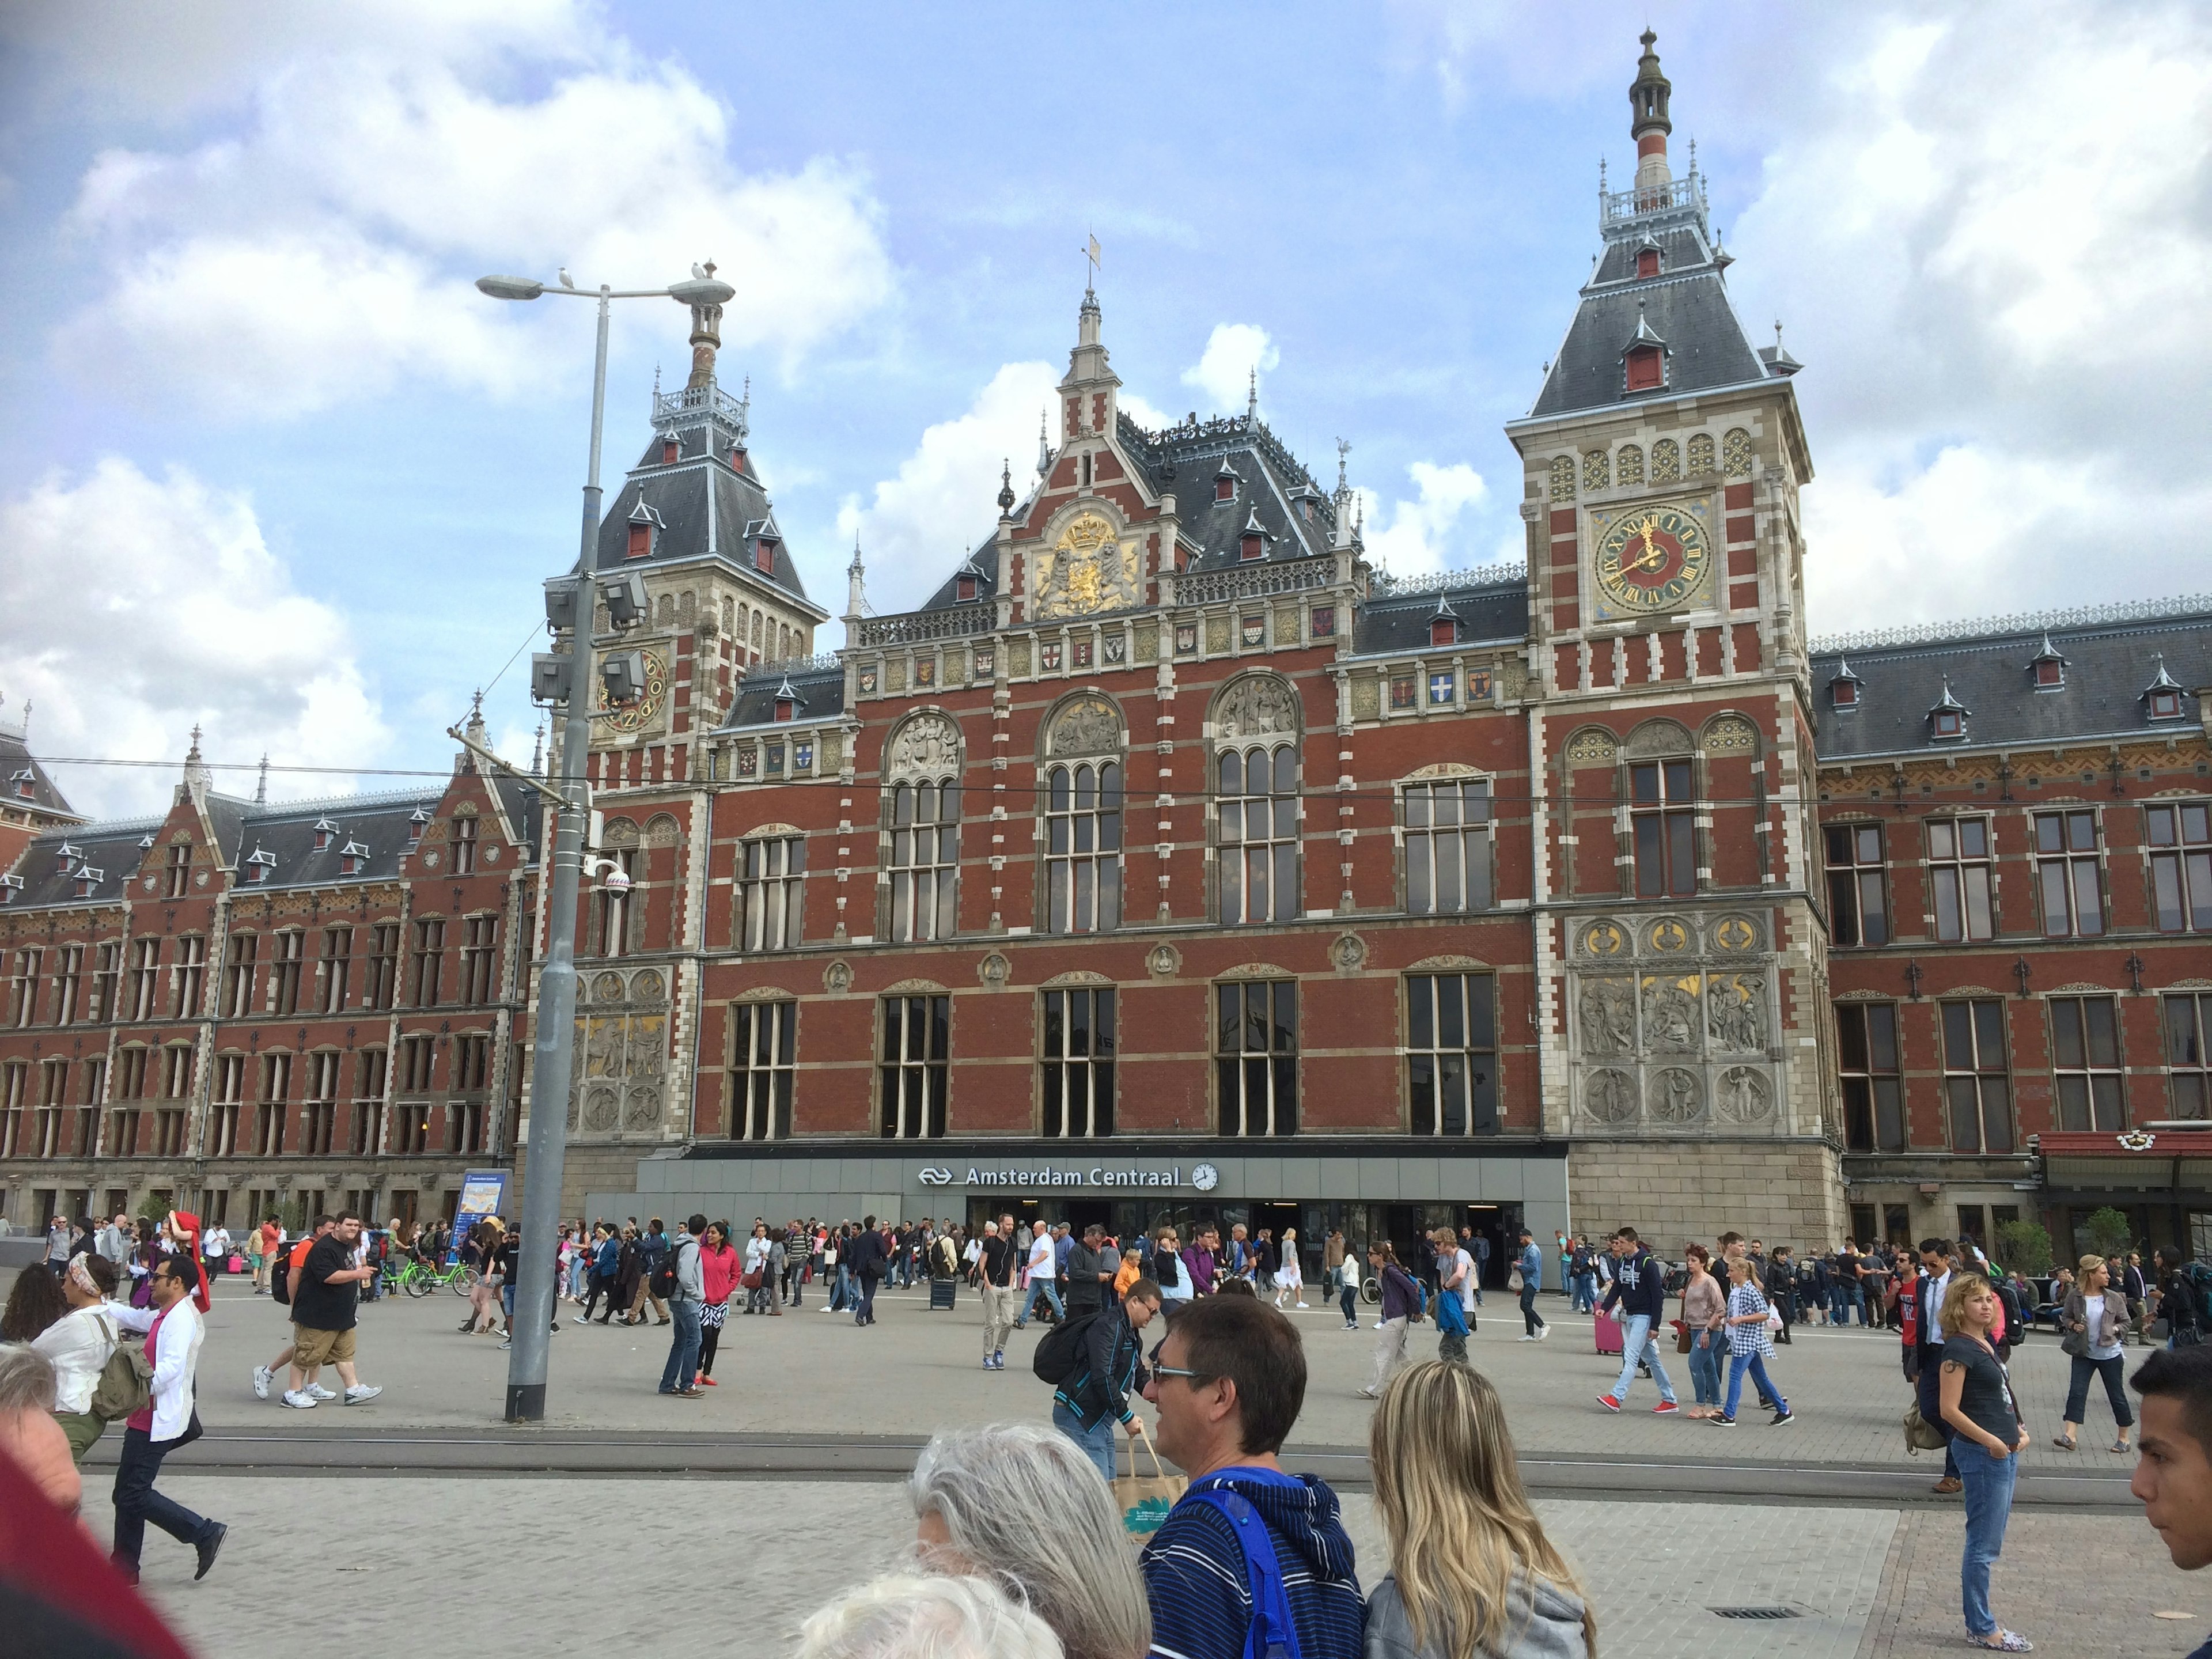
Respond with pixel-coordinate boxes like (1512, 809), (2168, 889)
(1597, 1227), (1679, 1415)
(1040, 1276), (1160, 1478)
(281, 1213), (382, 1411)
(252, 1214), (334, 1403)
(1138, 1294), (1365, 1659)
(628, 1219), (673, 1327)
(2156, 1247), (2212, 1349)
(844, 1214), (889, 1327)
(654, 1214), (707, 1398)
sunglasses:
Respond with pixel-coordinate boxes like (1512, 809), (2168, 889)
(1151, 1365), (1216, 1385)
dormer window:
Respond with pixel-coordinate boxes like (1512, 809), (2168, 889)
(730, 442), (749, 475)
(1215, 461), (1238, 503)
(338, 840), (369, 877)
(8, 769), (31, 800)
(1927, 677), (1971, 741)
(660, 434), (680, 464)
(244, 849), (276, 885)
(55, 841), (81, 875)
(1429, 597), (1460, 647)
(1828, 659), (1864, 710)
(626, 501), (661, 561)
(756, 539), (777, 574)
(406, 807), (430, 847)
(1238, 510), (1270, 563)
(1626, 345), (1664, 392)
(1635, 244), (1661, 279)
(773, 677), (801, 724)
(956, 573), (979, 601)
(313, 818), (338, 851)
(73, 867), (102, 899)
(2029, 633), (2067, 690)
(2144, 655), (2188, 721)
(0, 874), (21, 905)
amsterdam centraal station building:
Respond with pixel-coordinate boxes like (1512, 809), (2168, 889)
(5, 36), (2207, 1275)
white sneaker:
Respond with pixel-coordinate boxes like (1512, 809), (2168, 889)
(1517, 1334), (1537, 1341)
(343, 1384), (383, 1405)
(1294, 1301), (1309, 1309)
(281, 1389), (318, 1409)
(1536, 1325), (1552, 1340)
(252, 1365), (273, 1400)
(308, 1384), (338, 1400)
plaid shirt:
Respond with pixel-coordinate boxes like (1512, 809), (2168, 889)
(1725, 1281), (1775, 1358)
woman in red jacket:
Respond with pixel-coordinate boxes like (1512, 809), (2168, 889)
(694, 1222), (740, 1387)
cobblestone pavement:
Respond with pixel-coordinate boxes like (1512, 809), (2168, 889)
(97, 1477), (2206, 1659)
(158, 1279), (2153, 1480)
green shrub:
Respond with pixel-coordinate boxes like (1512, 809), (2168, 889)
(1994, 1219), (2053, 1278)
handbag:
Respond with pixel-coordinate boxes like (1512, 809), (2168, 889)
(1672, 1318), (1694, 1355)
(1111, 1426), (1185, 1538)
(89, 1316), (156, 1422)
(741, 1267), (764, 1290)
(1508, 1266), (1525, 1293)
(1903, 1403), (1948, 1453)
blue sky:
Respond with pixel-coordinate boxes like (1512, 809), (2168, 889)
(2, 1), (2207, 819)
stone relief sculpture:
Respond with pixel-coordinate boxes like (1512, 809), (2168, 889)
(1652, 1067), (1703, 1123)
(1641, 977), (1700, 1052)
(1577, 979), (1635, 1056)
(1047, 695), (1121, 757)
(1706, 975), (1767, 1052)
(1586, 1069), (1638, 1123)
(582, 1017), (624, 1078)
(1719, 1067), (1774, 1123)
(623, 1086), (660, 1130)
(584, 1088), (619, 1131)
(1215, 676), (1299, 742)
(887, 713), (962, 779)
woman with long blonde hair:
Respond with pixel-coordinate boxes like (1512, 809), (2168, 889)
(1366, 1361), (1594, 1659)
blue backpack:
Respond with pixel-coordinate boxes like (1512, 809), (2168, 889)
(1183, 1470), (1306, 1659)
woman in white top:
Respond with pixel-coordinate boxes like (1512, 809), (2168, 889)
(33, 1252), (145, 1460)
(1273, 1228), (1308, 1309)
(2055, 1253), (2134, 1453)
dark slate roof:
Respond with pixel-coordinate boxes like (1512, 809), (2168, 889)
(721, 665), (847, 729)
(0, 726), (81, 822)
(1810, 599), (2212, 762)
(2, 817), (165, 906)
(1353, 574), (1531, 655)
(590, 377), (819, 612)
(1524, 183), (1774, 422)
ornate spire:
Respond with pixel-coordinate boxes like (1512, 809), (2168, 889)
(530, 718), (546, 778)
(1630, 29), (1674, 194)
(181, 724), (211, 798)
(844, 533), (868, 625)
(997, 459), (1017, 516)
(683, 258), (724, 391)
(1247, 366), (1258, 422)
(1036, 409), (1052, 478)
(254, 753), (269, 805)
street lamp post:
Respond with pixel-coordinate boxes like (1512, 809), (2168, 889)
(476, 268), (733, 1422)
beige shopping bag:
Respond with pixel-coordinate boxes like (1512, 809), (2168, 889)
(1112, 1423), (1185, 1538)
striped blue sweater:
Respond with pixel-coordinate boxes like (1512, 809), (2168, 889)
(1139, 1469), (1364, 1659)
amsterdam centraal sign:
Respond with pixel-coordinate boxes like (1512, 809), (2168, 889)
(917, 1162), (1219, 1192)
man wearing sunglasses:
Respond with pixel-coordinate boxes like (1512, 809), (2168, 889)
(1139, 1296), (1365, 1659)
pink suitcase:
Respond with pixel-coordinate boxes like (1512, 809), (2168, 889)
(1593, 1310), (1623, 1356)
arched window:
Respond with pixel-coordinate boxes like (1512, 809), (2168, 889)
(1043, 762), (1122, 933)
(1582, 450), (1610, 493)
(1616, 444), (1645, 486)
(1650, 439), (1681, 483)
(1687, 433), (1715, 476)
(1219, 744), (1299, 924)
(1548, 456), (1575, 502)
(888, 780), (960, 941)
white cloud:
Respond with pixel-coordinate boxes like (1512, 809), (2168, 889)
(838, 362), (1060, 613)
(0, 459), (388, 819)
(1181, 324), (1279, 416)
(1355, 461), (1490, 577)
(53, 29), (896, 416)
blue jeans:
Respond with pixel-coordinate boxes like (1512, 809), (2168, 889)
(1687, 1332), (1723, 1406)
(1052, 1400), (1118, 1482)
(1018, 1278), (1065, 1324)
(112, 1427), (217, 1570)
(1956, 1448), (2017, 1637)
(1612, 1314), (1676, 1403)
(1834, 1283), (1861, 1324)
(857, 1274), (880, 1323)
(658, 1298), (702, 1392)
(1571, 1271), (1597, 1313)
(1519, 1281), (1545, 1335)
(1723, 1350), (1784, 1418)
(834, 1265), (855, 1308)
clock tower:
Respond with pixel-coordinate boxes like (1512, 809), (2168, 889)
(1506, 31), (1841, 1246)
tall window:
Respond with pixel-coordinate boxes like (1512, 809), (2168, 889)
(2164, 993), (2212, 1119)
(224, 934), (259, 1017)
(319, 926), (353, 1013)
(173, 936), (206, 1018)
(366, 924), (399, 1010)
(35, 1060), (66, 1158)
(888, 782), (960, 942)
(1404, 781), (1493, 915)
(1929, 817), (1995, 941)
(211, 1055), (245, 1156)
(461, 915), (498, 1004)
(451, 813), (479, 874)
(453, 1033), (488, 1092)
(2050, 995), (2124, 1131)
(164, 842), (191, 899)
(1406, 972), (1497, 1135)
(1631, 758), (1696, 897)
(399, 1035), (435, 1093)
(1837, 1002), (1905, 1152)
(1824, 824), (1889, 945)
(74, 1058), (104, 1157)
(162, 1044), (194, 1101)
(304, 1051), (340, 1155)
(1216, 980), (1297, 1137)
(737, 837), (805, 951)
(91, 943), (120, 1022)
(1041, 987), (1115, 1137)
(351, 1049), (388, 1155)
(111, 1048), (146, 1156)
(2149, 803), (2212, 934)
(2035, 809), (2103, 937)
(269, 930), (302, 1016)
(255, 1053), (290, 1156)
(7, 949), (36, 1027)
(1218, 747), (1297, 924)
(1044, 762), (1122, 933)
(1942, 999), (2013, 1153)
(52, 946), (81, 1027)
(728, 1001), (796, 1140)
(597, 848), (637, 957)
(879, 994), (948, 1138)
(395, 1103), (431, 1155)
(409, 919), (444, 1006)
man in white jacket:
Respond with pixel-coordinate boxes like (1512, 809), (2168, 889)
(110, 1255), (226, 1584)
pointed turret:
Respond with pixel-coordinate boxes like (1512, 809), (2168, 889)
(1630, 28), (1674, 198)
(180, 724), (212, 802)
(1058, 287), (1121, 441)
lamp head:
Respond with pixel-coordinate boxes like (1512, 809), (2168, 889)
(667, 276), (736, 308)
(476, 275), (546, 302)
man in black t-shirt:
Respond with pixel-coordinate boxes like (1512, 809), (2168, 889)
(282, 1212), (382, 1410)
(978, 1215), (1021, 1372)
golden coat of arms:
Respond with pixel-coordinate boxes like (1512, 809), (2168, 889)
(1032, 512), (1137, 619)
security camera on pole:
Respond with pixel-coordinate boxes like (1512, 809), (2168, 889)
(475, 262), (735, 1423)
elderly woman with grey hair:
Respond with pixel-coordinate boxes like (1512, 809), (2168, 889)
(907, 1422), (1150, 1659)
(796, 1573), (1063, 1659)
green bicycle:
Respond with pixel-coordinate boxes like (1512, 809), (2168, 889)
(391, 1257), (479, 1298)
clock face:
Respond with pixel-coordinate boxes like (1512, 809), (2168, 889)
(1594, 505), (1710, 614)
(600, 649), (668, 734)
